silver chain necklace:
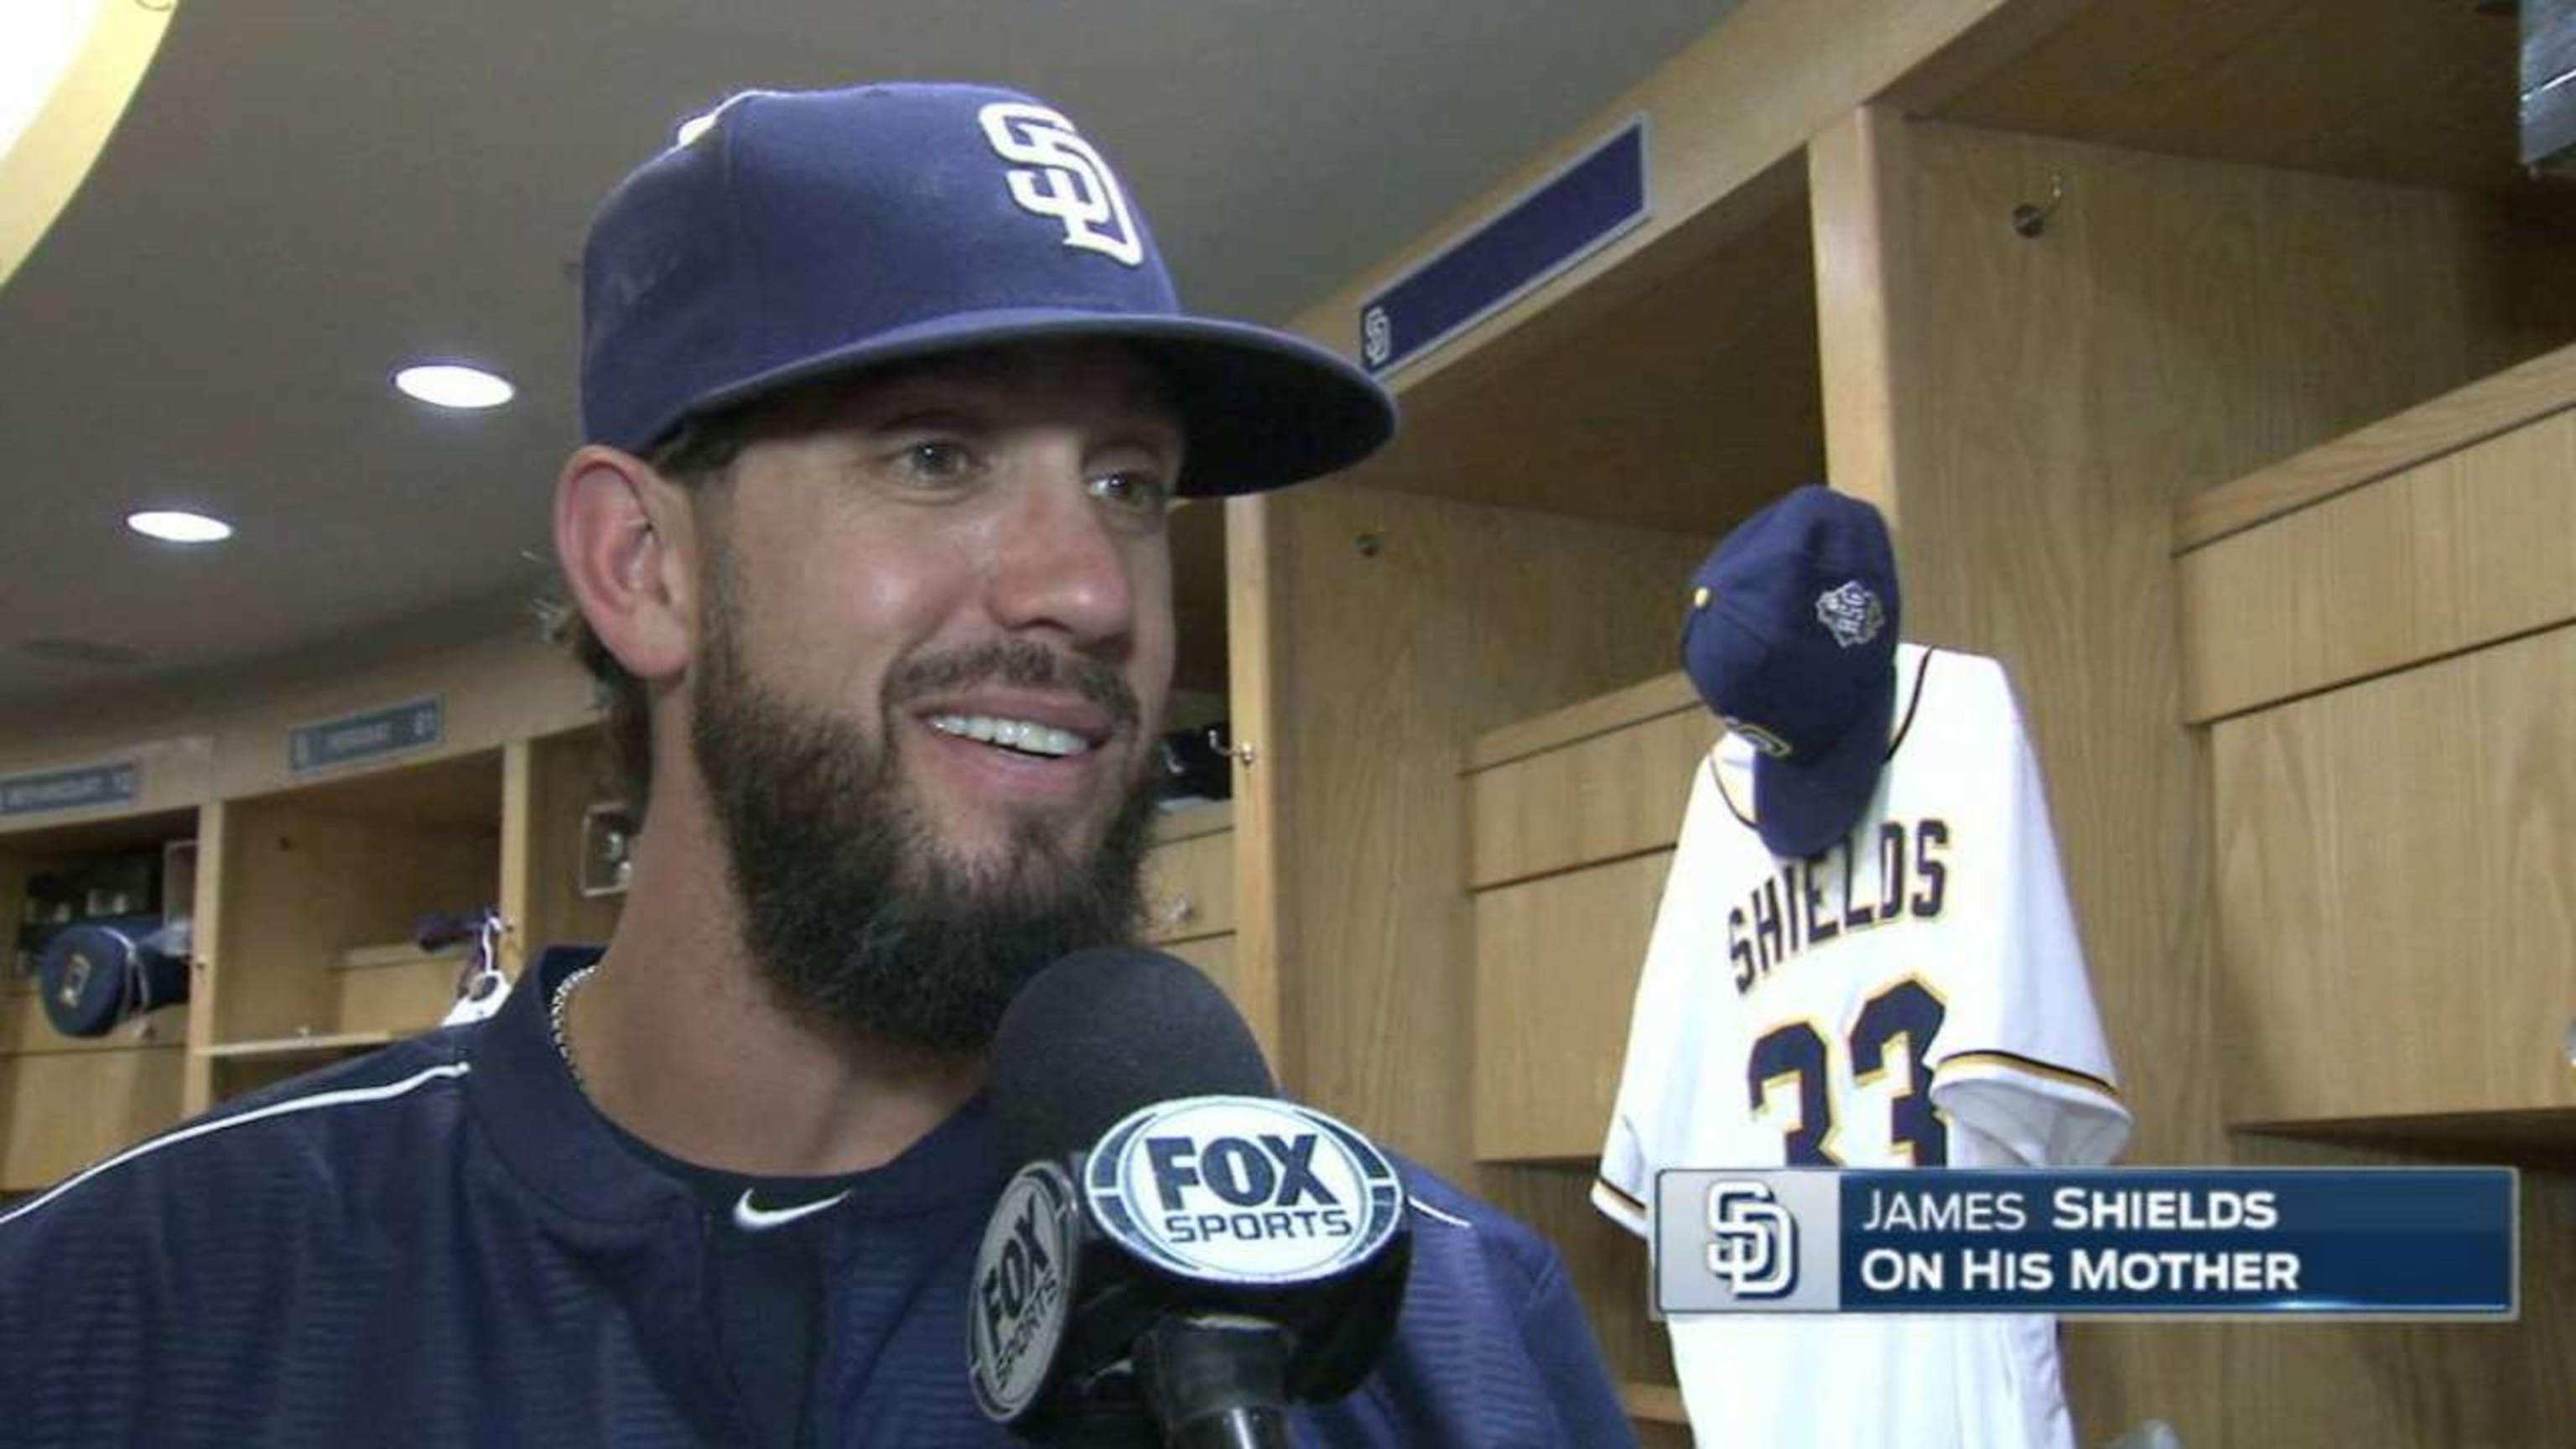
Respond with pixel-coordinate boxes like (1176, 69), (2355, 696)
(549, 963), (601, 1089)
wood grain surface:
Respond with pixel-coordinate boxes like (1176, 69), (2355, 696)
(1933, 0), (2553, 196)
(0, 1043), (184, 1193)
(2213, 624), (2576, 1124)
(1261, 480), (1709, 1170)
(2180, 404), (2576, 723)
(1140, 825), (1237, 946)
(1811, 101), (2576, 1448)
(1467, 705), (1712, 893)
(0, 992), (187, 1057)
(1471, 850), (1671, 1162)
(209, 778), (501, 1057)
(2174, 341), (2576, 553)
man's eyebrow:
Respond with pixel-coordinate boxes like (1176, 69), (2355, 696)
(1109, 425), (1187, 463)
(861, 402), (987, 432)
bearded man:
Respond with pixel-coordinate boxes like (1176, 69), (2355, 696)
(0, 83), (1631, 1448)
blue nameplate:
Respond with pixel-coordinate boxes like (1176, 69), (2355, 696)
(1655, 1167), (2516, 1319)
(289, 696), (444, 775)
(0, 761), (142, 818)
(1358, 117), (1649, 377)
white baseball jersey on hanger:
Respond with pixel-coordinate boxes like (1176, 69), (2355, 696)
(1594, 644), (2132, 1449)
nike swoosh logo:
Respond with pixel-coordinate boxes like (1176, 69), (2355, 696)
(732, 1188), (852, 1232)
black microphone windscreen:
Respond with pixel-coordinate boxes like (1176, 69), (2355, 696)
(989, 946), (1278, 1169)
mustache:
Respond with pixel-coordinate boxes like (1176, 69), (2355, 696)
(883, 641), (1142, 731)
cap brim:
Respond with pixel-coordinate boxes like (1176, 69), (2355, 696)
(671, 308), (1395, 498)
(1751, 676), (1895, 860)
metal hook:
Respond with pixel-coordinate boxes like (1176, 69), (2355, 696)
(2011, 174), (2065, 239)
(451, 907), (511, 1000)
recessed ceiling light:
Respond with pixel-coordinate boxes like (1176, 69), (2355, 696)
(127, 510), (234, 544)
(394, 362), (515, 410)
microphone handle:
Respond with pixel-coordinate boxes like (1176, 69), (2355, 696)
(1136, 1314), (1294, 1449)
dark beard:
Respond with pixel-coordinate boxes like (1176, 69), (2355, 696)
(690, 588), (1157, 1056)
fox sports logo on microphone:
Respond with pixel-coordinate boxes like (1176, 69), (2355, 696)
(1085, 1096), (1404, 1285)
(969, 1161), (1080, 1422)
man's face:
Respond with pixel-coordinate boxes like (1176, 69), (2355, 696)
(684, 340), (1182, 1053)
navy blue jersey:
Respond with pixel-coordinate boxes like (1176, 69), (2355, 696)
(0, 948), (1632, 1447)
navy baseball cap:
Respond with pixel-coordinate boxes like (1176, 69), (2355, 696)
(1681, 486), (1901, 859)
(578, 82), (1396, 496)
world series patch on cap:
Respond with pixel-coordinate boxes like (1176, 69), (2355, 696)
(1680, 485), (1901, 859)
(578, 82), (1395, 497)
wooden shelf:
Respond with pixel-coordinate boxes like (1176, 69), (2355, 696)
(1465, 672), (1698, 776)
(337, 942), (466, 972)
(2175, 340), (2576, 554)
(1142, 802), (1237, 951)
(1464, 672), (1708, 893)
(2176, 349), (2576, 724)
(2, 999), (188, 1057)
(1148, 798), (1233, 844)
(200, 1031), (395, 1062)
(2233, 1110), (2576, 1167)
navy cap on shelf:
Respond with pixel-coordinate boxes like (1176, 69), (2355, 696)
(1681, 485), (1901, 859)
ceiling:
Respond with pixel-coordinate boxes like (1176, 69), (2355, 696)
(0, 0), (1741, 736)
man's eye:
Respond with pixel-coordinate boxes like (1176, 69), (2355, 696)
(896, 441), (974, 481)
(1089, 470), (1172, 518)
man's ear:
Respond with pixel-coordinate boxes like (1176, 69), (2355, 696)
(553, 445), (702, 683)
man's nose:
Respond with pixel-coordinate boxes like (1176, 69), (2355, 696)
(981, 466), (1140, 652)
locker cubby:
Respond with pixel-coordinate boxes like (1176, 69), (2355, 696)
(513, 727), (628, 961)
(0, 807), (198, 1192)
(200, 749), (503, 1098)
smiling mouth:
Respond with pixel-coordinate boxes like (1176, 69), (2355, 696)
(925, 713), (1098, 760)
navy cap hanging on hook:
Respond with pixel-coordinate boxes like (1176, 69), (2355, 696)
(1680, 485), (1900, 860)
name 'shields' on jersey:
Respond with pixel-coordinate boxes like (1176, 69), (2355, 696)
(1725, 818), (1950, 995)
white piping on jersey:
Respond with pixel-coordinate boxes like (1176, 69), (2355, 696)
(0, 1071), (1498, 1241)
(1409, 1195), (1473, 1230)
(0, 1062), (472, 1229)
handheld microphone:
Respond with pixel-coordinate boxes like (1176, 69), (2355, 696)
(969, 948), (1410, 1447)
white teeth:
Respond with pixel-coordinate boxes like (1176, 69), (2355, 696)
(927, 714), (1092, 758)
